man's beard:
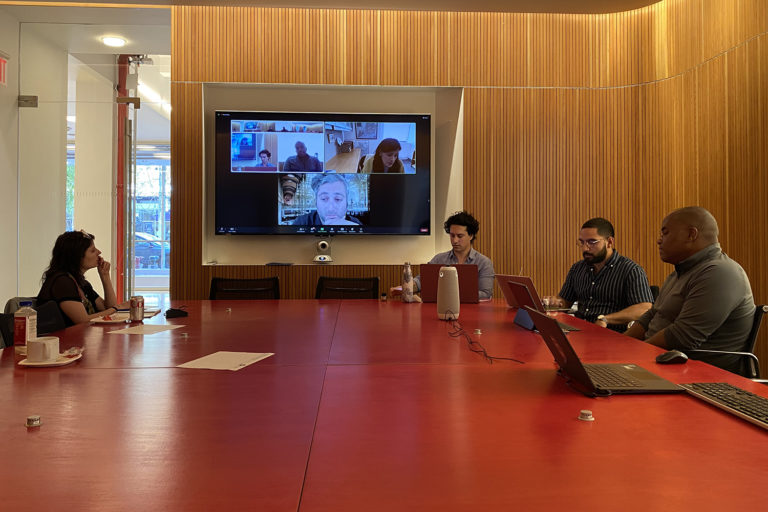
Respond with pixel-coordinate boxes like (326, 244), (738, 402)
(583, 246), (607, 265)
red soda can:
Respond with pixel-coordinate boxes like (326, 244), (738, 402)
(130, 296), (145, 322)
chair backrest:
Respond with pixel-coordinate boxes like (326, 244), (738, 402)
(4, 297), (37, 314)
(0, 313), (14, 349)
(649, 285), (660, 302)
(35, 300), (67, 336)
(741, 304), (768, 376)
(315, 276), (379, 300)
(209, 277), (280, 300)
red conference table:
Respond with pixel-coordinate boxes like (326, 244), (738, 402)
(1, 300), (767, 511)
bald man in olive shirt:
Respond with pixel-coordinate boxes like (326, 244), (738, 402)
(626, 207), (755, 374)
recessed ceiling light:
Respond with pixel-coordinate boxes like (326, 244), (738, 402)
(102, 36), (126, 48)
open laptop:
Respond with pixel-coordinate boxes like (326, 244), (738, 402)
(419, 264), (479, 303)
(506, 281), (579, 332)
(525, 306), (682, 397)
(496, 275), (570, 312)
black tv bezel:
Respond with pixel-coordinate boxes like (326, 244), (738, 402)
(214, 110), (431, 236)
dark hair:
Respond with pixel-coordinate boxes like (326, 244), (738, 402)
(311, 173), (348, 195)
(444, 211), (479, 241)
(372, 138), (403, 173)
(259, 149), (271, 158)
(42, 230), (95, 287)
(581, 217), (615, 238)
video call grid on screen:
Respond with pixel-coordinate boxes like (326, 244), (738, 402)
(215, 111), (432, 235)
(229, 120), (417, 174)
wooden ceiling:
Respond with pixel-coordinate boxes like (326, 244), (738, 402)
(9, 0), (662, 14)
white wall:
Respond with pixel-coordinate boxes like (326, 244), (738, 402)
(202, 84), (464, 266)
(17, 24), (68, 295)
(73, 54), (115, 297)
(0, 9), (20, 301)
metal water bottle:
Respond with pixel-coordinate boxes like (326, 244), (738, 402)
(402, 262), (414, 303)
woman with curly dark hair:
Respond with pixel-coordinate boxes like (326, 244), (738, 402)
(36, 230), (122, 326)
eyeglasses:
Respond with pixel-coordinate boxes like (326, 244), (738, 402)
(576, 238), (605, 248)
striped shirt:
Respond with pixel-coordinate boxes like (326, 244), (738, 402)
(558, 250), (654, 332)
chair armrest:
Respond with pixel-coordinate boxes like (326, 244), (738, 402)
(687, 349), (760, 378)
(686, 349), (758, 364)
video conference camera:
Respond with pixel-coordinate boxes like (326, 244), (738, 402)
(313, 238), (332, 263)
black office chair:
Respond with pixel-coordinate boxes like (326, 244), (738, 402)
(315, 276), (379, 299)
(209, 277), (280, 300)
(35, 301), (67, 336)
(0, 313), (13, 349)
(650, 285), (660, 301)
(687, 304), (767, 379)
(4, 296), (37, 314)
(0, 301), (66, 348)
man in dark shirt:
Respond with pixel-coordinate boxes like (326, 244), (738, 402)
(626, 207), (755, 373)
(283, 141), (322, 172)
(545, 217), (654, 332)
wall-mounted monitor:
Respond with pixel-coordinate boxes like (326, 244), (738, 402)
(215, 111), (431, 235)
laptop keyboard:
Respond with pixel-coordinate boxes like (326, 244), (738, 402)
(584, 364), (642, 388)
(681, 382), (768, 430)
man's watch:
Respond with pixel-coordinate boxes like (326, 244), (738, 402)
(597, 315), (608, 324)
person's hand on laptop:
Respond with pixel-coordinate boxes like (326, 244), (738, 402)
(542, 296), (565, 308)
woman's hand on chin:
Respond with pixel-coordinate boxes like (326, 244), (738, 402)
(97, 256), (111, 277)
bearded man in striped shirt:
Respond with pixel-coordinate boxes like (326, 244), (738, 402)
(544, 217), (654, 332)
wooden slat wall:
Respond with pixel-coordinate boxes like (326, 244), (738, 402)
(171, 0), (768, 369)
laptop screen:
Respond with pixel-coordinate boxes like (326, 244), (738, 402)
(524, 306), (598, 396)
(507, 281), (545, 313)
(419, 264), (479, 303)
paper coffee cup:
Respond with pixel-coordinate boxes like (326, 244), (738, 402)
(27, 337), (60, 363)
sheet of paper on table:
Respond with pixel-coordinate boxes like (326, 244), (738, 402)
(108, 324), (184, 335)
(177, 351), (275, 371)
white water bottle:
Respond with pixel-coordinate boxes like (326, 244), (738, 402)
(402, 262), (414, 302)
(14, 301), (37, 355)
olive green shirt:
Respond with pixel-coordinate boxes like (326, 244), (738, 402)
(637, 244), (754, 373)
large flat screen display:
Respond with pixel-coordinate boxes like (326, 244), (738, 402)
(215, 111), (431, 235)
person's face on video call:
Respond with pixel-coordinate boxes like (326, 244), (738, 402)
(381, 150), (399, 169)
(260, 153), (269, 166)
(449, 225), (473, 255)
(316, 180), (348, 224)
(295, 142), (307, 157)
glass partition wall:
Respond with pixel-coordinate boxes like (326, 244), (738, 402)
(14, 6), (171, 300)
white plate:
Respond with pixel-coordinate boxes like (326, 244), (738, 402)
(90, 312), (130, 324)
(18, 353), (82, 367)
